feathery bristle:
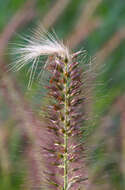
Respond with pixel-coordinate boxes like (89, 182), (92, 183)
(10, 30), (70, 88)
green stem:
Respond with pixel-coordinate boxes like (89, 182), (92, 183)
(63, 61), (69, 190)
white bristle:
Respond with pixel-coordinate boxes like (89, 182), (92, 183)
(10, 29), (70, 88)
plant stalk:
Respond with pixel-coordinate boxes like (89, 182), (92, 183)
(63, 61), (69, 190)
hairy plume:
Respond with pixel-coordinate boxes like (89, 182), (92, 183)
(10, 29), (69, 88)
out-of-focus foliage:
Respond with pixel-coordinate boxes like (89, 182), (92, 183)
(0, 0), (125, 189)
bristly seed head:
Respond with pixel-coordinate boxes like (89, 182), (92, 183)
(10, 27), (88, 189)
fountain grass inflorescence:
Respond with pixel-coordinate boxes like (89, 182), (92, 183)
(42, 53), (88, 190)
(11, 30), (89, 190)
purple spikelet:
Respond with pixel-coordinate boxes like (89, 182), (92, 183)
(41, 53), (88, 190)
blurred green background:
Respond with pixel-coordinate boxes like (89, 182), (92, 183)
(0, 0), (125, 189)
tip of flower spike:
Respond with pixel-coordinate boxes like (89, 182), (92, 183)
(9, 28), (70, 88)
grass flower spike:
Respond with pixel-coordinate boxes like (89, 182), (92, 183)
(12, 30), (89, 190)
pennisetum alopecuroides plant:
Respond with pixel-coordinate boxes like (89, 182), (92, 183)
(11, 30), (89, 190)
